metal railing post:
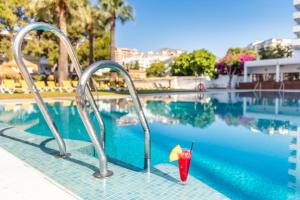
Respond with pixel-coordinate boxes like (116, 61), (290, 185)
(76, 60), (151, 178)
(13, 22), (105, 156)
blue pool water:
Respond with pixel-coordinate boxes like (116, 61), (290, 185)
(0, 92), (299, 200)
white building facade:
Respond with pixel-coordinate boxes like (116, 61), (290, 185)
(116, 48), (185, 70)
(247, 38), (292, 53)
(241, 0), (300, 89)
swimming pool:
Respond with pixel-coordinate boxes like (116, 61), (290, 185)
(0, 92), (299, 200)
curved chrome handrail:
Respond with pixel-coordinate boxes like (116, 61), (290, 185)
(13, 22), (105, 156)
(76, 60), (151, 178)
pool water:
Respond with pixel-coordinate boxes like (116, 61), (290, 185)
(0, 92), (299, 200)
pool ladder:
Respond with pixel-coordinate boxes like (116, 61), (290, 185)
(76, 60), (151, 178)
(13, 22), (151, 178)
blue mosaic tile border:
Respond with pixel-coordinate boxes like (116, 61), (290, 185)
(0, 123), (228, 200)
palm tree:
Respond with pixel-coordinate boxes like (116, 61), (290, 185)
(28, 0), (85, 85)
(101, 0), (134, 61)
(81, 4), (109, 65)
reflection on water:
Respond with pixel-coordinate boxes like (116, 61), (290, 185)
(0, 92), (300, 199)
(0, 103), (39, 130)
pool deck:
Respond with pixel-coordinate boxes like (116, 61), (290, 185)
(0, 147), (78, 200)
(0, 123), (228, 200)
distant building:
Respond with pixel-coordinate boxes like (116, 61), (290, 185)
(293, 0), (300, 58)
(115, 48), (185, 70)
(158, 48), (186, 57)
(240, 0), (300, 89)
(247, 38), (292, 52)
(115, 48), (139, 65)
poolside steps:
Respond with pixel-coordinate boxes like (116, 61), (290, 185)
(0, 123), (228, 200)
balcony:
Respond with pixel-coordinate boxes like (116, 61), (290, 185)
(289, 156), (297, 163)
(295, 0), (300, 10)
(294, 12), (300, 24)
(293, 25), (300, 37)
(293, 39), (300, 49)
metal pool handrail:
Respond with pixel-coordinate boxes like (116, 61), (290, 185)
(76, 60), (151, 178)
(13, 22), (105, 157)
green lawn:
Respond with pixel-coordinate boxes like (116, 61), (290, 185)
(0, 89), (193, 100)
(0, 91), (118, 99)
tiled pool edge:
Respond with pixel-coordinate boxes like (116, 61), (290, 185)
(0, 123), (228, 200)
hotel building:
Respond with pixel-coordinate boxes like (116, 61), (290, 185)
(240, 0), (300, 89)
(115, 48), (185, 70)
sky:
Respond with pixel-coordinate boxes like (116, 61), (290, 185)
(114, 0), (295, 57)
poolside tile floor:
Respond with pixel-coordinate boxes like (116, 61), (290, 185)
(0, 123), (228, 200)
(0, 147), (78, 200)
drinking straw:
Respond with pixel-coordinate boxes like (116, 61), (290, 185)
(190, 142), (195, 152)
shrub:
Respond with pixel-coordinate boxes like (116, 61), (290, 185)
(146, 62), (166, 77)
(171, 49), (216, 77)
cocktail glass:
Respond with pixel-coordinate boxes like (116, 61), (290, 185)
(178, 149), (192, 185)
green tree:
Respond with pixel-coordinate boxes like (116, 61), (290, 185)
(191, 49), (216, 77)
(102, 0), (134, 61)
(22, 32), (59, 66)
(146, 61), (165, 77)
(258, 44), (292, 59)
(171, 53), (193, 76)
(171, 49), (216, 77)
(28, 0), (86, 85)
(67, 22), (86, 46)
(0, 37), (13, 61)
(131, 60), (140, 70)
(125, 60), (140, 70)
(0, 0), (28, 37)
(77, 34), (111, 68)
(81, 3), (110, 65)
(0, 0), (29, 60)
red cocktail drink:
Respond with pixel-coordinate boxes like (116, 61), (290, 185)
(178, 149), (191, 183)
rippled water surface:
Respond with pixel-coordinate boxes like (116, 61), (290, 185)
(0, 92), (299, 200)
